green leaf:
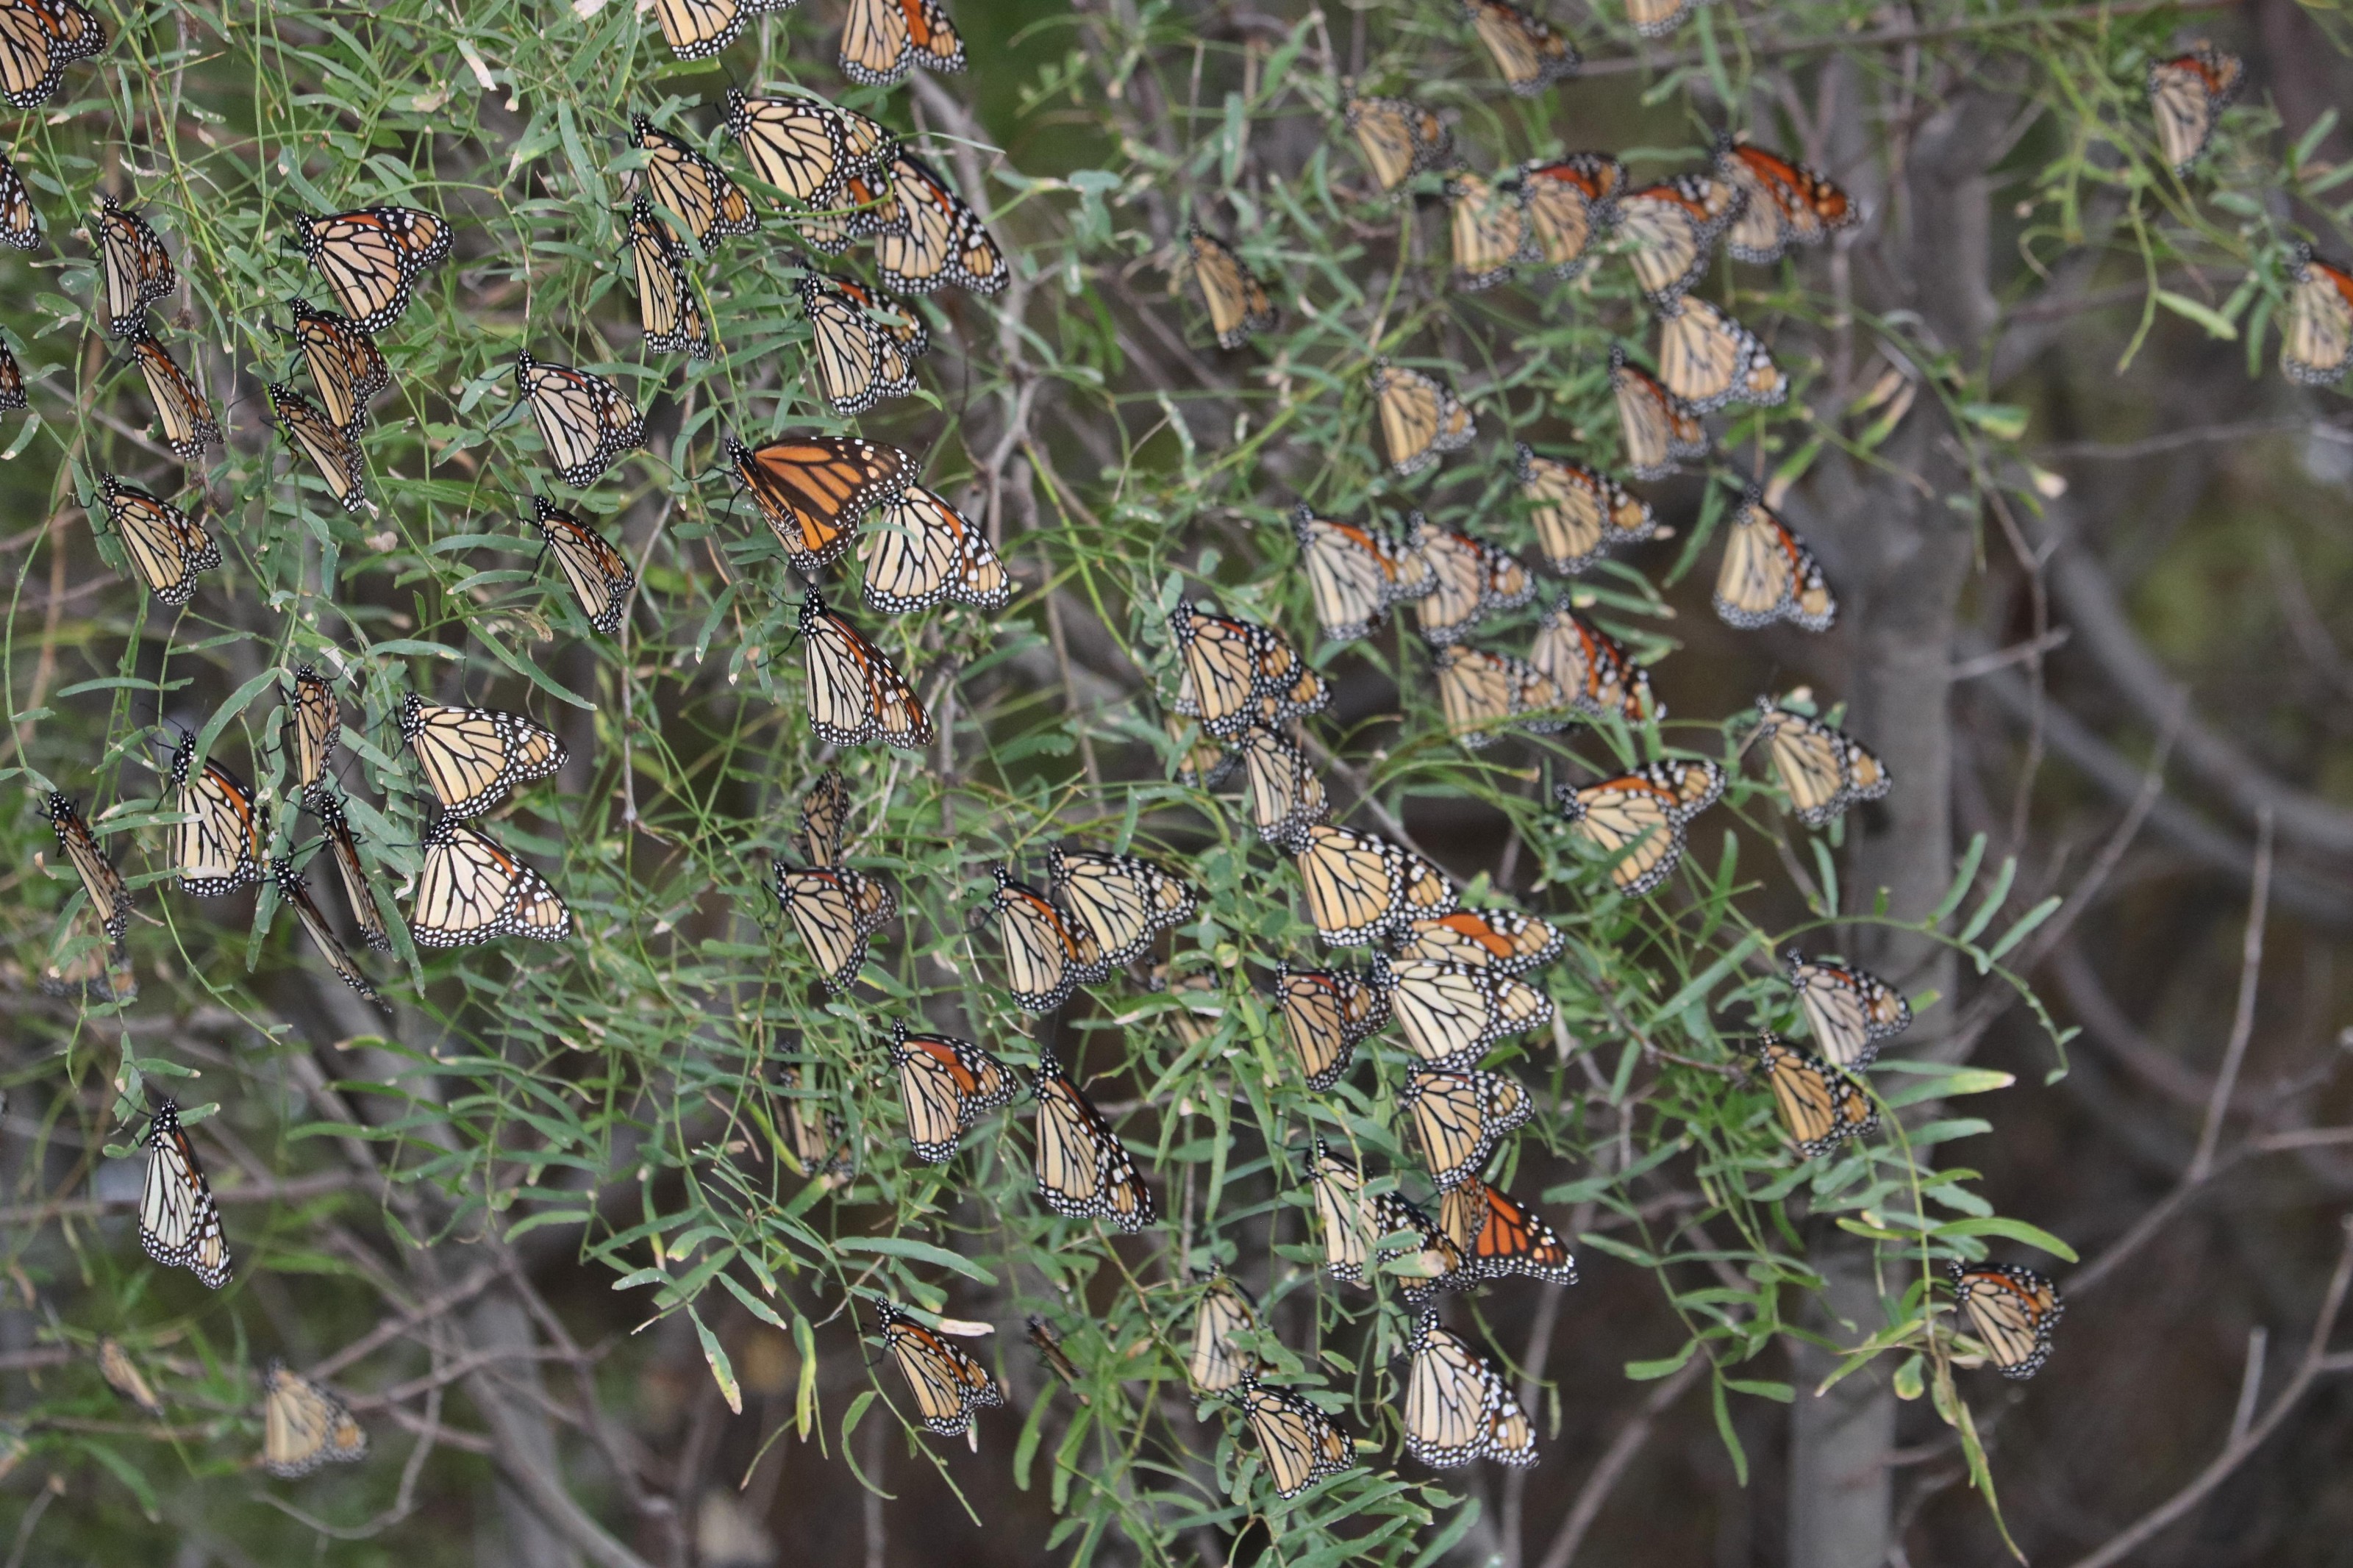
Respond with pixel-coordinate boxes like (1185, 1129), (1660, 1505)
(1625, 1340), (1698, 1381)
(2154, 290), (2237, 340)
(1933, 1216), (2079, 1262)
(690, 1306), (743, 1415)
(834, 1234), (996, 1282)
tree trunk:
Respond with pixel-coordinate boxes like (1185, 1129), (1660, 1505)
(1784, 79), (2007, 1568)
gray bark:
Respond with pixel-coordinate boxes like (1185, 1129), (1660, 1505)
(1783, 78), (2012, 1568)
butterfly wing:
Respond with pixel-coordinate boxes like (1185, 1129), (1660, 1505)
(127, 330), (221, 457)
(288, 300), (388, 433)
(140, 1101), (232, 1288)
(626, 198), (712, 360)
(1030, 1050), (1153, 1229)
(529, 497), (634, 634)
(1186, 226), (1277, 347)
(515, 354), (645, 488)
(798, 593), (934, 750)
(268, 383), (366, 512)
(296, 207), (451, 332)
(1047, 846), (1197, 967)
(312, 791), (390, 953)
(410, 819), (571, 948)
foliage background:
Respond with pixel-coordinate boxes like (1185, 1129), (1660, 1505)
(1, 0), (2352, 1563)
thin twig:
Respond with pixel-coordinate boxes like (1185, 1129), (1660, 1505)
(2190, 810), (2273, 1183)
(1531, 1356), (1707, 1568)
(2063, 1217), (2353, 1568)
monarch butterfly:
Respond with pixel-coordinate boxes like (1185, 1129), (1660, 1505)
(1656, 296), (1786, 412)
(629, 115), (756, 251)
(1401, 1067), (1532, 1188)
(1624, 0), (1703, 36)
(1026, 1317), (1089, 1400)
(1553, 759), (1723, 896)
(96, 196), (172, 338)
(798, 591), (934, 749)
(0, 340), (21, 411)
(986, 866), (1104, 1012)
(871, 1297), (1003, 1436)
(1464, 0), (1577, 96)
(1751, 698), (1888, 825)
(165, 729), (264, 897)
(97, 475), (217, 606)
(723, 90), (896, 207)
(1446, 171), (1527, 293)
(1531, 600), (1658, 723)
(1511, 154), (1621, 277)
(1785, 948), (1910, 1068)
(1402, 1313), (1537, 1469)
(888, 1021), (1015, 1162)
(261, 1362), (368, 1478)
(773, 776), (897, 986)
(1718, 138), (1859, 265)
(1945, 1260), (2063, 1379)
(1516, 447), (1656, 576)
(1609, 346), (1708, 480)
(515, 353), (644, 489)
(1343, 96), (1451, 194)
(1152, 964), (1224, 1049)
(1295, 823), (1457, 946)
(873, 152), (1007, 296)
(528, 496), (635, 636)
(1047, 845), (1197, 967)
(1715, 490), (1836, 631)
(1432, 645), (1573, 749)
(1190, 1273), (1259, 1392)
(1748, 1034), (1877, 1159)
(285, 300), (387, 435)
(798, 273), (926, 416)
(646, 0), (785, 57)
(43, 792), (130, 956)
(271, 858), (390, 1014)
(140, 1099), (231, 1289)
(268, 383), (367, 512)
(1292, 506), (1433, 644)
(1370, 953), (1553, 1070)
(126, 329), (221, 458)
(410, 818), (569, 948)
(1229, 1376), (1354, 1498)
(773, 859), (897, 992)
(1615, 175), (1740, 303)
(777, 1062), (855, 1184)
(311, 790), (390, 953)
(2147, 43), (2240, 176)
(860, 485), (1012, 614)
(283, 665), (340, 803)
(624, 197), (711, 360)
(1371, 360), (1475, 479)
(798, 766), (849, 864)
(1393, 909), (1562, 975)
(290, 207), (451, 334)
(0, 0), (103, 110)
(1031, 1046), (1154, 1230)
(1437, 1174), (1576, 1284)
(397, 695), (566, 820)
(1186, 226), (1278, 348)
(1273, 962), (1386, 1089)
(1407, 516), (1536, 646)
(1309, 1142), (1464, 1297)
(100, 1336), (162, 1411)
(0, 153), (35, 249)
(726, 434), (907, 573)
(839, 0), (965, 86)
(2282, 246), (2353, 387)
(1167, 600), (1327, 740)
(801, 167), (910, 251)
(1227, 722), (1329, 854)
